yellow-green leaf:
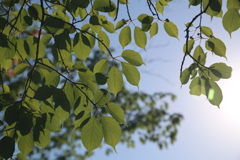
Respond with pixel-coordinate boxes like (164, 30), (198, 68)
(121, 50), (145, 66)
(150, 22), (158, 39)
(107, 67), (123, 96)
(105, 102), (126, 125)
(164, 21), (179, 40)
(98, 31), (110, 53)
(121, 62), (140, 86)
(201, 26), (213, 37)
(82, 117), (103, 152)
(119, 26), (131, 49)
(222, 8), (240, 36)
(14, 63), (28, 76)
(102, 116), (121, 152)
(134, 26), (147, 49)
(93, 59), (108, 73)
(18, 132), (34, 155)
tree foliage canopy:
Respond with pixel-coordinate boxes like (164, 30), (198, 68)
(0, 0), (238, 159)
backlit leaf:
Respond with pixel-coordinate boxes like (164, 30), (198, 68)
(183, 39), (195, 54)
(180, 68), (191, 85)
(150, 22), (158, 39)
(121, 62), (140, 86)
(102, 116), (121, 151)
(189, 77), (202, 96)
(115, 19), (127, 30)
(93, 59), (108, 74)
(82, 117), (103, 152)
(107, 67), (123, 96)
(121, 50), (145, 66)
(98, 31), (110, 53)
(73, 33), (91, 61)
(205, 79), (222, 107)
(134, 26), (147, 49)
(18, 132), (34, 155)
(106, 102), (126, 125)
(209, 63), (232, 81)
(93, 0), (116, 12)
(137, 14), (154, 32)
(119, 26), (131, 49)
(14, 63), (29, 76)
(222, 8), (240, 36)
(205, 38), (226, 58)
(201, 26), (213, 37)
(164, 21), (179, 40)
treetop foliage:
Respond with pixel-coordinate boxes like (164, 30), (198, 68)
(0, 0), (238, 159)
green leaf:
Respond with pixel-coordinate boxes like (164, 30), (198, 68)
(137, 14), (154, 32)
(14, 63), (28, 76)
(82, 117), (103, 152)
(89, 15), (102, 33)
(73, 33), (91, 60)
(183, 39), (195, 54)
(205, 79), (223, 107)
(121, 62), (140, 86)
(0, 136), (15, 159)
(189, 77), (202, 96)
(188, 0), (201, 7)
(134, 26), (147, 49)
(73, 110), (91, 130)
(35, 129), (50, 148)
(17, 108), (33, 136)
(94, 89), (111, 105)
(55, 105), (70, 122)
(45, 114), (60, 132)
(41, 34), (52, 45)
(115, 19), (127, 30)
(16, 153), (27, 160)
(180, 68), (191, 85)
(98, 31), (110, 53)
(16, 39), (29, 60)
(85, 30), (96, 48)
(102, 116), (121, 151)
(209, 63), (232, 81)
(27, 36), (46, 59)
(205, 38), (226, 58)
(121, 50), (145, 66)
(18, 132), (34, 155)
(107, 67), (123, 96)
(106, 102), (126, 125)
(34, 85), (55, 101)
(99, 15), (115, 33)
(201, 26), (213, 37)
(93, 0), (116, 12)
(28, 3), (43, 21)
(156, 1), (164, 14)
(193, 45), (206, 65)
(150, 22), (158, 39)
(4, 102), (20, 125)
(44, 72), (60, 87)
(93, 59), (108, 74)
(227, 0), (240, 10)
(159, 0), (169, 6)
(42, 16), (66, 34)
(119, 26), (131, 49)
(222, 8), (240, 36)
(164, 21), (179, 40)
(71, 0), (89, 8)
(203, 0), (222, 17)
(95, 73), (108, 85)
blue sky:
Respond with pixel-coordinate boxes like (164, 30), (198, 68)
(86, 1), (240, 160)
